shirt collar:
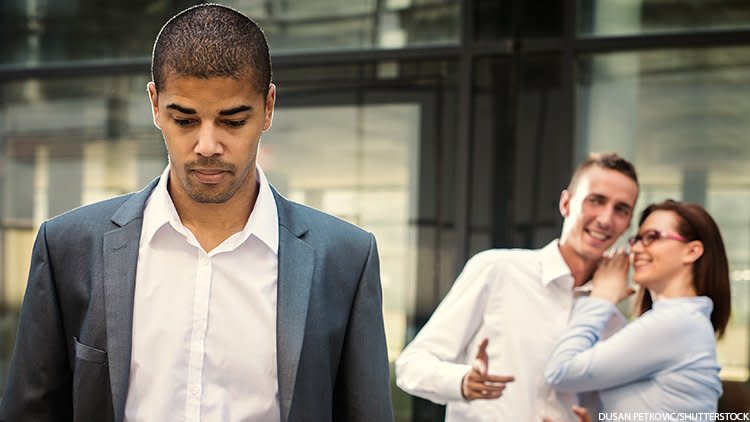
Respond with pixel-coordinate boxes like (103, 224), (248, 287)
(653, 296), (714, 318)
(539, 240), (574, 287)
(244, 165), (279, 254)
(141, 164), (279, 255)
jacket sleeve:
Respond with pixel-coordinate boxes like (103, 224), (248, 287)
(0, 222), (73, 422)
(395, 251), (494, 404)
(332, 233), (394, 422)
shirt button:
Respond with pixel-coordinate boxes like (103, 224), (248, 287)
(189, 384), (200, 395)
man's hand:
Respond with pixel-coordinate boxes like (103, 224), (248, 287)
(572, 406), (591, 422)
(541, 405), (591, 422)
(460, 338), (514, 400)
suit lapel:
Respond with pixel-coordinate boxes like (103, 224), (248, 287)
(103, 179), (158, 422)
(273, 189), (314, 422)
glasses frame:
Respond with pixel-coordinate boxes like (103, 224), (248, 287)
(627, 229), (689, 247)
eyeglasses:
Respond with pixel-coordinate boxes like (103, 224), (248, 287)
(627, 229), (688, 247)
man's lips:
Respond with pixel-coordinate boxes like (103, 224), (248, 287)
(192, 169), (228, 174)
(190, 168), (231, 184)
(585, 228), (610, 242)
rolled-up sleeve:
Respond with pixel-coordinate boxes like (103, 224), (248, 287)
(395, 252), (496, 404)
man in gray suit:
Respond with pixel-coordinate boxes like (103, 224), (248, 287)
(0, 4), (393, 422)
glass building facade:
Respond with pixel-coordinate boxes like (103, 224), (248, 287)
(1, 0), (750, 418)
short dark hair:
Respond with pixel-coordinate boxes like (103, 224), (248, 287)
(634, 200), (731, 338)
(567, 152), (639, 194)
(151, 4), (272, 96)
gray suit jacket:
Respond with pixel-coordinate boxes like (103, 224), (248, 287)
(0, 178), (394, 422)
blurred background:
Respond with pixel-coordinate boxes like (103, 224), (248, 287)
(1, 0), (750, 419)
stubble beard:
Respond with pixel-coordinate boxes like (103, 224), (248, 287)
(181, 157), (254, 204)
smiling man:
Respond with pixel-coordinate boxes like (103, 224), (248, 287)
(0, 5), (393, 422)
(396, 153), (639, 421)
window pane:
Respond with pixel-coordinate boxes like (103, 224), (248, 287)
(472, 55), (571, 254)
(0, 0), (200, 66)
(579, 0), (750, 36)
(264, 102), (420, 359)
(273, 60), (459, 422)
(239, 0), (460, 52)
(0, 73), (167, 393)
(475, 0), (564, 40)
(1, 0), (459, 67)
(577, 47), (750, 380)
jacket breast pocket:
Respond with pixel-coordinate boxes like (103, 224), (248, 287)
(74, 337), (107, 364)
(72, 337), (112, 421)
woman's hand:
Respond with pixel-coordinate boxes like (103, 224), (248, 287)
(590, 249), (634, 304)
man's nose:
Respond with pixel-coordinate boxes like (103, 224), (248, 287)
(595, 206), (614, 229)
(194, 124), (223, 156)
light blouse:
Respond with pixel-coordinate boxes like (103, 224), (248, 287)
(545, 296), (722, 412)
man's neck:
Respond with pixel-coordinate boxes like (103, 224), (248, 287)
(557, 241), (597, 287)
(169, 179), (259, 253)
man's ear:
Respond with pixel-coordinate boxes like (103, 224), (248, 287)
(263, 83), (276, 132)
(559, 189), (571, 218)
(683, 240), (704, 264)
(146, 82), (161, 130)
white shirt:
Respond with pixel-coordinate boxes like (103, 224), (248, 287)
(395, 241), (581, 421)
(124, 165), (280, 422)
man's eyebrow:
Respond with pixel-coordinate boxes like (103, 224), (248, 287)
(615, 201), (634, 210)
(219, 105), (253, 116)
(166, 104), (196, 114)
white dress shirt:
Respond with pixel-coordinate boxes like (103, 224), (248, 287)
(396, 241), (582, 421)
(124, 165), (280, 422)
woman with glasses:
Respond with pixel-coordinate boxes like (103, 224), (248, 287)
(544, 199), (731, 414)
